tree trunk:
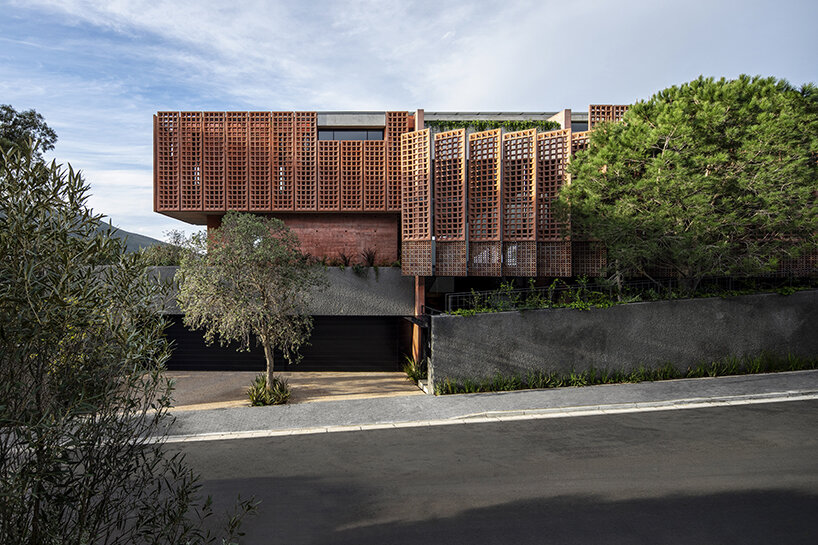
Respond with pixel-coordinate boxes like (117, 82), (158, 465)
(263, 341), (275, 391)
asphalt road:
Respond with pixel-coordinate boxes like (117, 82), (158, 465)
(178, 399), (818, 544)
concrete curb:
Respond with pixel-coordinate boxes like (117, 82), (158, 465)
(158, 389), (818, 444)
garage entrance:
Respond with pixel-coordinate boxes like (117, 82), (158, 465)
(164, 315), (411, 372)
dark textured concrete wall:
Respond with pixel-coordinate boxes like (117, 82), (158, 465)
(429, 290), (818, 387)
(152, 266), (413, 316)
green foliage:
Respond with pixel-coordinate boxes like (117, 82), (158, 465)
(247, 374), (291, 405)
(0, 143), (254, 543)
(424, 119), (561, 133)
(434, 353), (818, 395)
(559, 75), (818, 292)
(140, 229), (192, 266)
(403, 355), (428, 384)
(178, 211), (327, 391)
(0, 104), (57, 161)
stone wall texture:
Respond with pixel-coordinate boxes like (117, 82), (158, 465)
(429, 290), (818, 387)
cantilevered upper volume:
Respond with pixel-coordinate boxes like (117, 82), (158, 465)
(152, 107), (625, 275)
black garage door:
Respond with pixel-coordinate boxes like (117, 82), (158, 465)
(164, 315), (411, 372)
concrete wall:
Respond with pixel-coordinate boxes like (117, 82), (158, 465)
(151, 266), (413, 317)
(429, 290), (818, 387)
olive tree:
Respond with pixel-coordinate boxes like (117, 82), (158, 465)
(0, 143), (253, 544)
(178, 211), (326, 395)
(559, 75), (818, 291)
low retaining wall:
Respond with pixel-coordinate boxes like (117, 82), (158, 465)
(429, 290), (818, 388)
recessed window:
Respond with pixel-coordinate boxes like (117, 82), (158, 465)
(318, 129), (384, 141)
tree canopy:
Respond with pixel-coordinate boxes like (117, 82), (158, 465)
(178, 212), (326, 398)
(0, 104), (57, 159)
(559, 75), (818, 289)
(0, 143), (253, 543)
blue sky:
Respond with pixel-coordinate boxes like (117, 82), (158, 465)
(2, 0), (816, 240)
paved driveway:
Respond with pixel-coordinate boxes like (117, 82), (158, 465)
(165, 370), (424, 410)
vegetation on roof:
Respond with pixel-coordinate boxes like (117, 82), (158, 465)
(424, 119), (561, 133)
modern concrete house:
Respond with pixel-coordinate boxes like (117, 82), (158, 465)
(153, 106), (627, 370)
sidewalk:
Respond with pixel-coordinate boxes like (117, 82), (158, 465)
(164, 370), (818, 442)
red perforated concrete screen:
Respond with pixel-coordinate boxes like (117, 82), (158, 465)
(179, 112), (202, 210)
(225, 112), (248, 210)
(588, 104), (629, 129)
(341, 141), (363, 211)
(318, 140), (340, 210)
(202, 112), (225, 210)
(294, 112), (317, 210)
(433, 129), (466, 241)
(272, 111), (294, 210)
(155, 112), (179, 210)
(248, 112), (271, 210)
(401, 129), (432, 276)
(363, 141), (386, 210)
(502, 129), (537, 242)
(386, 111), (410, 211)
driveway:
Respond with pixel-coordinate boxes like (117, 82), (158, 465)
(165, 370), (424, 410)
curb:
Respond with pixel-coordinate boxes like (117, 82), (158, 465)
(159, 389), (818, 444)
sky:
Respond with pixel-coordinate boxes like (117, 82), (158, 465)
(1, 0), (816, 241)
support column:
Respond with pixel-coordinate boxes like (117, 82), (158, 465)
(412, 275), (425, 362)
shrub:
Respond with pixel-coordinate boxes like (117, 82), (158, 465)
(403, 355), (427, 384)
(248, 374), (291, 406)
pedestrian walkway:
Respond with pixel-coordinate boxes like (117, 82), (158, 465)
(164, 370), (818, 442)
(166, 370), (424, 411)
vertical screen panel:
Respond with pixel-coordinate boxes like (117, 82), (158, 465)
(433, 129), (466, 240)
(202, 112), (225, 210)
(536, 129), (570, 240)
(225, 112), (248, 210)
(401, 129), (432, 276)
(385, 111), (411, 211)
(502, 129), (536, 242)
(468, 129), (501, 242)
(294, 111), (317, 210)
(317, 140), (340, 210)
(571, 131), (590, 155)
(272, 112), (294, 210)
(155, 112), (179, 210)
(340, 141), (363, 210)
(363, 140), (386, 210)
(401, 129), (431, 241)
(179, 112), (202, 210)
(588, 104), (629, 130)
(248, 112), (271, 210)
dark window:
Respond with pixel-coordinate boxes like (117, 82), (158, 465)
(318, 129), (384, 141)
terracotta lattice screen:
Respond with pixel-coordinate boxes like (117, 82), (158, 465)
(363, 140), (386, 210)
(502, 129), (537, 276)
(202, 112), (225, 210)
(468, 129), (502, 276)
(340, 141), (363, 210)
(248, 112), (271, 210)
(588, 104), (629, 130)
(317, 140), (340, 210)
(155, 112), (179, 210)
(294, 112), (317, 210)
(536, 129), (572, 276)
(385, 111), (411, 211)
(401, 129), (432, 276)
(568, 130), (605, 276)
(225, 112), (248, 210)
(179, 112), (202, 210)
(434, 129), (467, 276)
(272, 111), (294, 210)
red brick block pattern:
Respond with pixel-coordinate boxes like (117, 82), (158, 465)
(317, 140), (340, 210)
(155, 112), (179, 210)
(469, 241), (502, 277)
(433, 129), (466, 241)
(294, 112), (317, 210)
(401, 129), (431, 241)
(202, 112), (225, 210)
(248, 112), (271, 210)
(502, 129), (537, 242)
(341, 141), (363, 210)
(363, 140), (386, 210)
(536, 129), (571, 241)
(272, 111), (294, 210)
(588, 104), (629, 130)
(468, 130), (501, 242)
(179, 112), (202, 210)
(225, 112), (248, 210)
(386, 111), (411, 211)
